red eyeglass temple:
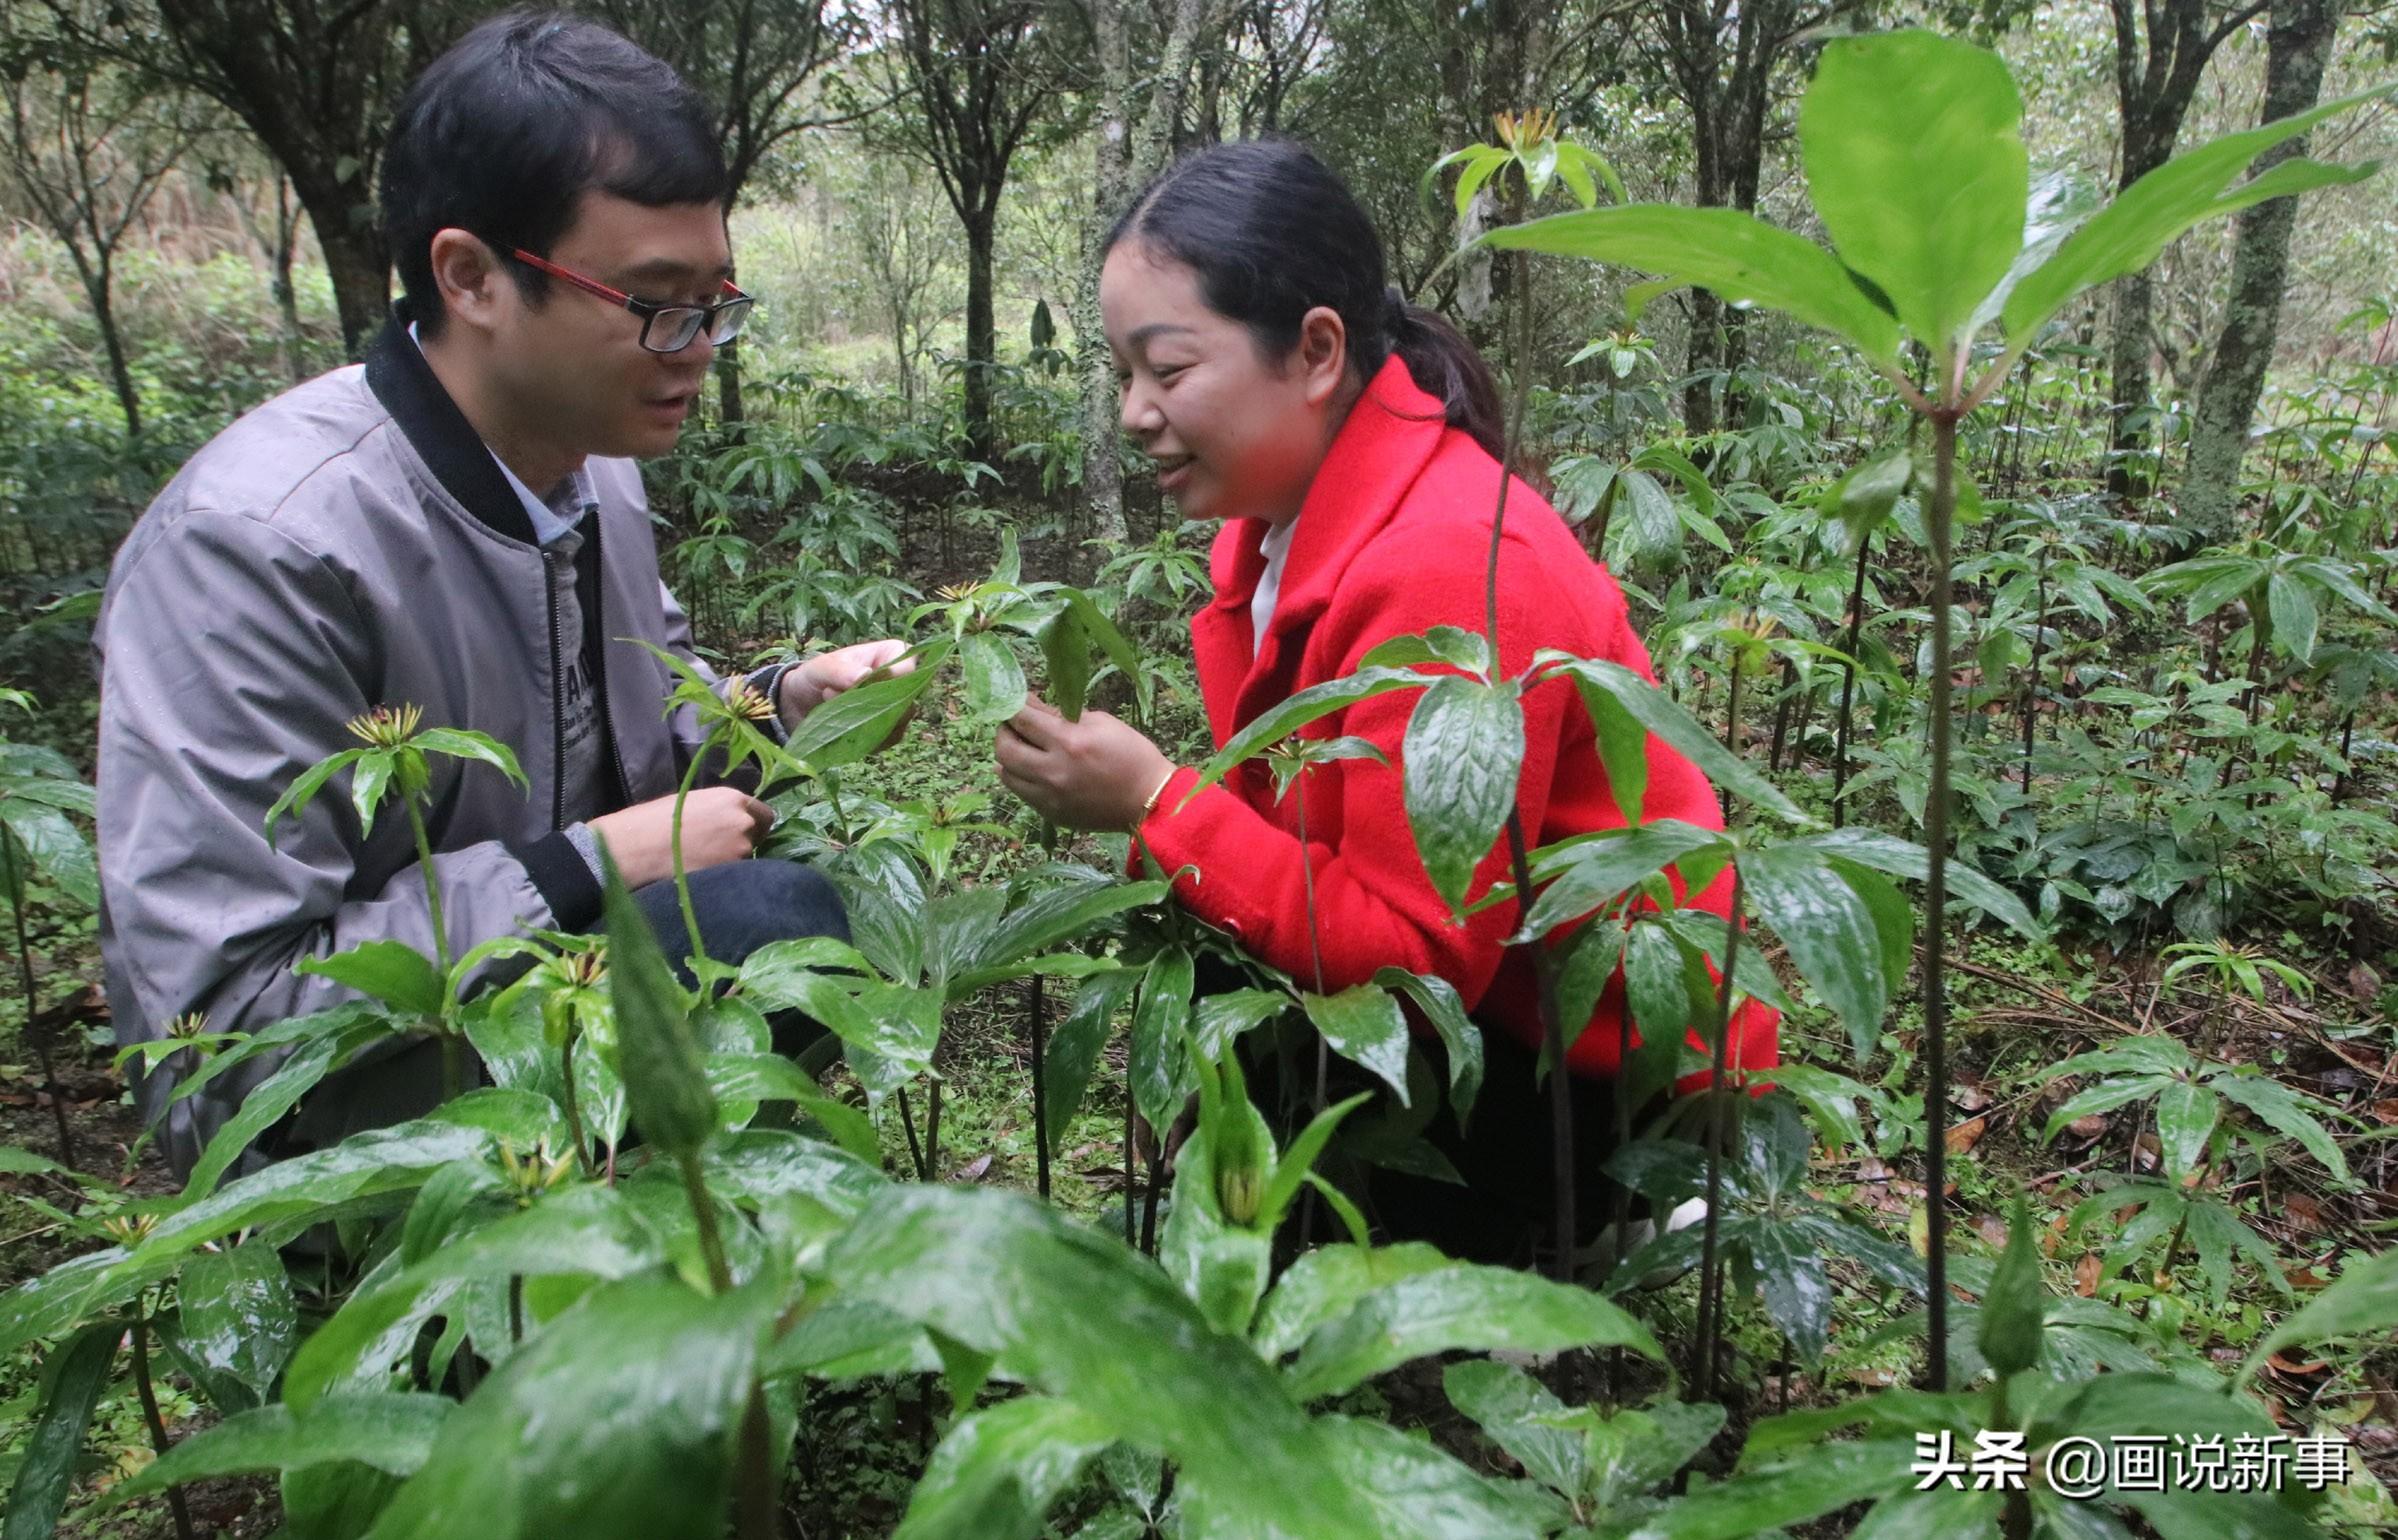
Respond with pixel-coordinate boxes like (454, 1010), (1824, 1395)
(510, 249), (742, 303)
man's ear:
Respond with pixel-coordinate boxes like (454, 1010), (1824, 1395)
(427, 228), (507, 337)
(1296, 305), (1349, 407)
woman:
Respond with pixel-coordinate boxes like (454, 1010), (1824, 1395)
(996, 140), (1774, 1265)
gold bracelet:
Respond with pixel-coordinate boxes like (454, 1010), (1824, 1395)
(1139, 766), (1181, 822)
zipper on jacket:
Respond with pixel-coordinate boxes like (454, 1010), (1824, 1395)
(585, 513), (633, 808)
(544, 552), (567, 831)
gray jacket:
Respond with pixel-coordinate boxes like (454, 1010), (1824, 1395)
(97, 316), (727, 1176)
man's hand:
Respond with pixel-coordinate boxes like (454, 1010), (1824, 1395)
(778, 639), (913, 727)
(587, 787), (774, 889)
(996, 696), (1175, 832)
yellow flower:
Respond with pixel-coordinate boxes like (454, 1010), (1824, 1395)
(346, 702), (424, 748)
(722, 678), (775, 723)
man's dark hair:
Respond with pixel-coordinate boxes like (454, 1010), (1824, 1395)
(380, 10), (727, 336)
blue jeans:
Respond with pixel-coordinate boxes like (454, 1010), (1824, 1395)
(630, 859), (851, 1056)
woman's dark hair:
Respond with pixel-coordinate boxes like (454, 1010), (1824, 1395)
(380, 11), (727, 337)
(1105, 139), (1505, 461)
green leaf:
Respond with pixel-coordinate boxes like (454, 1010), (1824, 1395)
(286, 1183), (666, 1407)
(1518, 820), (1727, 941)
(176, 1243), (299, 1410)
(819, 1185), (1360, 1534)
(2240, 1246), (2398, 1385)
(412, 728), (528, 791)
(894, 1397), (1114, 1540)
(703, 1055), (880, 1165)
(1254, 1243), (1452, 1358)
(1978, 1194), (2045, 1377)
(1791, 827), (2038, 937)
(1190, 988), (1290, 1061)
(1442, 1358), (1588, 1499)
(960, 631), (1030, 724)
(784, 642), (951, 769)
(1036, 605), (1094, 721)
(1542, 657), (1811, 825)
(1403, 677), (1524, 917)
(263, 747), (365, 849)
(600, 857), (714, 1158)
(1371, 968), (1482, 1128)
(1184, 1412), (1552, 1540)
(1620, 1438), (1923, 1538)
(1061, 589), (1151, 720)
(2, 1322), (117, 1540)
(183, 1012), (399, 1199)
(2208, 1071), (2353, 1186)
(1183, 667), (1428, 800)
(2154, 1079), (2219, 1181)
(361, 1276), (770, 1540)
(111, 1394), (453, 1500)
(1800, 30), (2026, 358)
(2003, 84), (2394, 344)
(0, 802), (95, 909)
(1829, 446), (1914, 550)
(1485, 205), (1902, 368)
(1301, 984), (1411, 1105)
(1746, 1223), (1836, 1364)
(1282, 1262), (1660, 1402)
(2264, 570), (2318, 666)
(1740, 845), (1887, 1053)
(296, 939), (448, 1018)
(1043, 969), (1140, 1157)
(1130, 945), (1196, 1132)
(981, 874), (1168, 968)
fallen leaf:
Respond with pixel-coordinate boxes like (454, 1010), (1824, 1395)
(1944, 1115), (1990, 1155)
(2347, 961), (2382, 1003)
(2285, 1194), (2323, 1234)
(2067, 1113), (2110, 1140)
(1972, 1212), (2008, 1249)
(948, 1153), (994, 1183)
(2074, 1253), (2102, 1297)
(2371, 1100), (2398, 1127)
(2268, 1353), (2329, 1376)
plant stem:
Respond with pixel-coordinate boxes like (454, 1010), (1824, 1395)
(1922, 409), (1962, 1394)
(671, 750), (712, 975)
(1123, 1085), (1138, 1247)
(559, 1031), (594, 1178)
(1695, 639), (1751, 1393)
(677, 1149), (735, 1295)
(2022, 544), (2049, 795)
(925, 1078), (944, 1181)
(896, 1086), (929, 1182)
(8, 869), (77, 1171)
(1831, 531), (1873, 829)
(1296, 780), (1328, 1253)
(132, 1307), (197, 1540)
(403, 800), (463, 1101)
(1028, 976), (1051, 1201)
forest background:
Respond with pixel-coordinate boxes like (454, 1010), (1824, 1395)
(1, 0), (2396, 1535)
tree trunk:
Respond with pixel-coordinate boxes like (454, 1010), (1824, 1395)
(715, 341), (747, 426)
(965, 206), (998, 459)
(80, 260), (143, 440)
(1077, 0), (1217, 549)
(2179, 0), (2337, 542)
(305, 200), (392, 359)
(2103, 0), (2261, 497)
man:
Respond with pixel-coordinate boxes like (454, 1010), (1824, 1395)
(95, 12), (901, 1177)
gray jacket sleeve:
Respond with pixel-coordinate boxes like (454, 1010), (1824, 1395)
(99, 510), (556, 1174)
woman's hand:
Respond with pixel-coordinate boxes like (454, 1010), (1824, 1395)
(780, 639), (913, 728)
(997, 696), (1176, 832)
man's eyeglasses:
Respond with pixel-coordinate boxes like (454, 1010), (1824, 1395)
(510, 249), (754, 354)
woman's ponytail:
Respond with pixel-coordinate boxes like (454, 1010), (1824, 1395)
(1379, 286), (1506, 463)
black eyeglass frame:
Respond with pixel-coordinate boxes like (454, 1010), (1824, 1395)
(510, 248), (754, 354)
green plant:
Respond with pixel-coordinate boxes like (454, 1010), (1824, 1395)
(1488, 27), (2392, 1387)
(0, 686), (95, 1169)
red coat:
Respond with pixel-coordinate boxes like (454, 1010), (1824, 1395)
(1135, 356), (1779, 1086)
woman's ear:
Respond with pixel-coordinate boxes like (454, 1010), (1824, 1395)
(1295, 305), (1349, 407)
